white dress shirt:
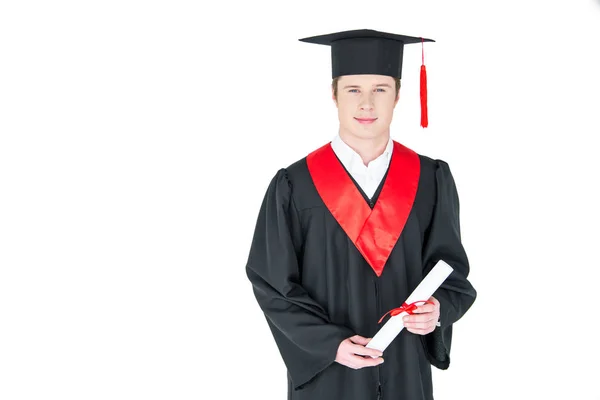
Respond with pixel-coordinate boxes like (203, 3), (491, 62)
(330, 134), (393, 199)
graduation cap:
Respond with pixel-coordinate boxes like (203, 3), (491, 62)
(298, 29), (434, 128)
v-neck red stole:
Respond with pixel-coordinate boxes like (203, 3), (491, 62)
(306, 140), (420, 277)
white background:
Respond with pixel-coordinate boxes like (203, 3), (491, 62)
(1, 0), (599, 399)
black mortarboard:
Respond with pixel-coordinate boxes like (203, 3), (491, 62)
(298, 29), (434, 79)
(298, 29), (435, 127)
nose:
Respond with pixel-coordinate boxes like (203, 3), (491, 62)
(359, 93), (374, 111)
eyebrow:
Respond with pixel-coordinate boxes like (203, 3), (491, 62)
(342, 83), (393, 89)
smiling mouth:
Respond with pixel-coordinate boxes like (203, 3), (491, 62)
(355, 118), (377, 124)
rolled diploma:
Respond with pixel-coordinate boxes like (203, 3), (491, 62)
(366, 260), (454, 353)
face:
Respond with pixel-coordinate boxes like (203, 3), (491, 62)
(333, 74), (399, 141)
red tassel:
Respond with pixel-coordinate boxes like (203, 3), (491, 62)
(420, 65), (428, 128)
(420, 38), (428, 128)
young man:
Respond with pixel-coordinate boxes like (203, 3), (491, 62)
(245, 29), (477, 400)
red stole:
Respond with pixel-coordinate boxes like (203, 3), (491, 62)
(306, 141), (420, 277)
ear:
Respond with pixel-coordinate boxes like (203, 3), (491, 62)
(332, 87), (338, 107)
(394, 93), (399, 107)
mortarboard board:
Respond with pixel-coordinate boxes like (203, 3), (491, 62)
(298, 29), (434, 128)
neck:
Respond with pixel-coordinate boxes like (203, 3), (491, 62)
(338, 131), (390, 166)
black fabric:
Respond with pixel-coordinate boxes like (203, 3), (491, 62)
(298, 29), (435, 78)
(245, 152), (476, 400)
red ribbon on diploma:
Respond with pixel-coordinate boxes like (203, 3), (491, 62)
(378, 300), (434, 324)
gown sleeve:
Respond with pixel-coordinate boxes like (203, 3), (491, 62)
(420, 160), (477, 369)
(245, 168), (355, 390)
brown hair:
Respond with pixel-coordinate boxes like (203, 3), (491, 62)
(332, 76), (401, 99)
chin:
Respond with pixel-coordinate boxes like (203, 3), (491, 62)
(350, 130), (385, 140)
(356, 125), (384, 136)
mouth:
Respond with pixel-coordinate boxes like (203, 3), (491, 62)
(354, 117), (377, 124)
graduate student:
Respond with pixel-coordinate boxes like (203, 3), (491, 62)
(245, 29), (477, 400)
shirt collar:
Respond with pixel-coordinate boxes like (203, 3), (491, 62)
(331, 134), (393, 172)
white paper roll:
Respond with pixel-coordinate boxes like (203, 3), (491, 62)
(366, 260), (454, 352)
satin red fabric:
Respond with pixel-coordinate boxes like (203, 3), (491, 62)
(306, 140), (420, 277)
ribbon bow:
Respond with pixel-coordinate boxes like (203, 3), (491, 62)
(378, 300), (434, 324)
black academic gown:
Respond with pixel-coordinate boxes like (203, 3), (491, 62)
(245, 140), (477, 400)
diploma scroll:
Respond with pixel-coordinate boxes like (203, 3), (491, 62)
(366, 260), (454, 352)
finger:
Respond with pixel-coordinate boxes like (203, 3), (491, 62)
(350, 344), (383, 358)
(404, 320), (435, 329)
(349, 335), (371, 345)
(348, 354), (384, 368)
(412, 304), (437, 313)
(404, 314), (437, 324)
(341, 354), (364, 370)
(351, 345), (383, 358)
(406, 326), (434, 335)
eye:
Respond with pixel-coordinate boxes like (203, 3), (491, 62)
(349, 89), (359, 93)
(375, 88), (386, 92)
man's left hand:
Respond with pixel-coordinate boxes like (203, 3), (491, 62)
(403, 296), (440, 335)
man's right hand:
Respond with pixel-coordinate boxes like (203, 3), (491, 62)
(334, 335), (384, 370)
